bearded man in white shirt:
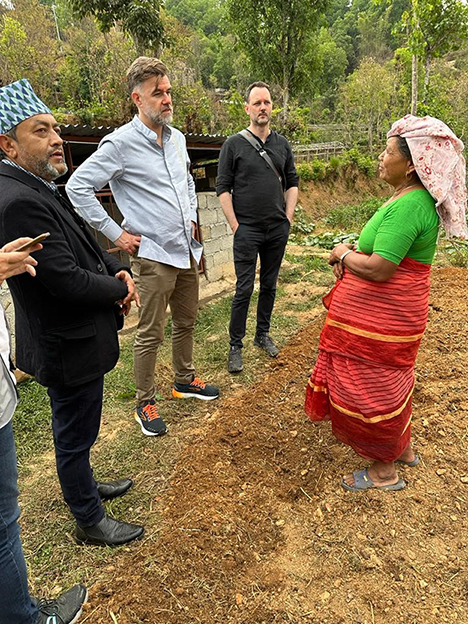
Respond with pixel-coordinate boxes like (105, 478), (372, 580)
(67, 57), (219, 437)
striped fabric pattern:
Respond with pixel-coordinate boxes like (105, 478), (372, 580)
(305, 257), (431, 462)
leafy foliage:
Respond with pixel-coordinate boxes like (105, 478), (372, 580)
(68, 0), (168, 53)
(289, 205), (315, 243)
(295, 150), (376, 187)
(324, 197), (383, 229)
(227, 0), (329, 110)
(339, 58), (394, 150)
(1, 0), (468, 138)
(305, 231), (360, 249)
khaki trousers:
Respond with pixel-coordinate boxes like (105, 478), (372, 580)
(131, 256), (199, 405)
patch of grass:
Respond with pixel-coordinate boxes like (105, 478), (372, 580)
(324, 197), (383, 230)
(284, 253), (329, 272)
(13, 380), (52, 466)
(283, 293), (324, 312)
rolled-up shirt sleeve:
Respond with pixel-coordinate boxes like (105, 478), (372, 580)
(66, 141), (125, 243)
(284, 143), (299, 190)
(216, 140), (234, 196)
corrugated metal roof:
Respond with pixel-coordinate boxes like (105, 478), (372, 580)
(60, 124), (227, 146)
(60, 124), (114, 138)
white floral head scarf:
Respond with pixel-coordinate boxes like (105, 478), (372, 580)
(388, 115), (468, 239)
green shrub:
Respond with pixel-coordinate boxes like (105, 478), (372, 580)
(304, 231), (360, 250)
(341, 149), (376, 178)
(297, 150), (376, 185)
(325, 197), (383, 230)
(296, 162), (314, 182)
(327, 156), (341, 177)
(290, 205), (315, 241)
(442, 239), (468, 267)
(311, 159), (327, 181)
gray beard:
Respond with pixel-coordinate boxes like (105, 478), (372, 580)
(147, 110), (173, 126)
(26, 154), (68, 181)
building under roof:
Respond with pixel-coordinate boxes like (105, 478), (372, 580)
(57, 123), (226, 261)
(59, 124), (226, 185)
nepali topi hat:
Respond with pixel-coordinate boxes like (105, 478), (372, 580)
(0, 78), (51, 134)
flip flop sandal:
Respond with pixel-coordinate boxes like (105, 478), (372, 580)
(341, 468), (406, 492)
(396, 454), (420, 467)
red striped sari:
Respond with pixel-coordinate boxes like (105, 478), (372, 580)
(305, 257), (431, 462)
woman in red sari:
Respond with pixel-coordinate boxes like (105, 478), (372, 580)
(305, 115), (467, 491)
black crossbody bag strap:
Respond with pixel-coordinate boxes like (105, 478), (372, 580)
(238, 129), (283, 191)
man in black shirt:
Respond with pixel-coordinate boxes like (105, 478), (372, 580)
(216, 81), (299, 373)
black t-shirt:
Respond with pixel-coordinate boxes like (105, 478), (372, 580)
(216, 130), (299, 228)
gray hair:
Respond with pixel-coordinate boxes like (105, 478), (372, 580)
(126, 57), (169, 93)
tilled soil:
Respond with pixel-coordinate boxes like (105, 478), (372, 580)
(88, 267), (468, 624)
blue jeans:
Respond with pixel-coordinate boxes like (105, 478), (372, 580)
(0, 421), (38, 623)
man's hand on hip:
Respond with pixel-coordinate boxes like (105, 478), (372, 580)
(115, 270), (140, 315)
(115, 230), (141, 255)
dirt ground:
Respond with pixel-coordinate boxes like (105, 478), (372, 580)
(79, 266), (468, 624)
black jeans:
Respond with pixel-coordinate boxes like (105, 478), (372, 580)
(230, 220), (290, 348)
(48, 376), (106, 527)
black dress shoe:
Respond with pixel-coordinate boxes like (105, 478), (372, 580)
(96, 478), (133, 500)
(75, 515), (145, 546)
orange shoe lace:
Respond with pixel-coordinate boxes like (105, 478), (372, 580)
(141, 402), (160, 421)
(191, 377), (206, 389)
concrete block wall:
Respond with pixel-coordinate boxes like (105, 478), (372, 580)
(197, 192), (235, 283)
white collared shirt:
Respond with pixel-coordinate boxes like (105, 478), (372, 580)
(66, 116), (202, 269)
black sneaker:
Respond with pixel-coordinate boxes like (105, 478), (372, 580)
(227, 346), (243, 373)
(36, 584), (88, 624)
(172, 377), (219, 400)
(134, 400), (167, 436)
(253, 334), (280, 357)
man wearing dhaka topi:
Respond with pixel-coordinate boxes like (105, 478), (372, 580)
(0, 79), (144, 554)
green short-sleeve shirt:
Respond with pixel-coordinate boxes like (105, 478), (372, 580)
(357, 190), (439, 265)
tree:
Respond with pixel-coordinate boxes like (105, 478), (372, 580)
(59, 18), (136, 124)
(0, 0), (62, 102)
(381, 0), (468, 113)
(68, 0), (167, 55)
(401, 0), (468, 108)
(227, 0), (329, 115)
(339, 57), (394, 150)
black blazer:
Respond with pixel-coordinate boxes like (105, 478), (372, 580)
(0, 162), (129, 387)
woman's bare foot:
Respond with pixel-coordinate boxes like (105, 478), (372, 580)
(342, 461), (400, 488)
